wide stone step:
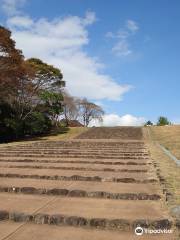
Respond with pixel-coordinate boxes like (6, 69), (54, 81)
(3, 148), (147, 153)
(2, 143), (145, 149)
(0, 148), (148, 153)
(0, 193), (171, 231)
(0, 178), (161, 195)
(0, 151), (149, 157)
(0, 158), (150, 165)
(0, 151), (149, 156)
(0, 145), (148, 150)
(0, 177), (161, 200)
(0, 168), (156, 181)
(0, 154), (149, 159)
(2, 144), (146, 149)
(0, 161), (149, 172)
(0, 186), (161, 200)
(0, 222), (173, 240)
(0, 173), (157, 184)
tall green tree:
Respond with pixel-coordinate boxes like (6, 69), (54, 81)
(39, 90), (63, 126)
(27, 58), (65, 92)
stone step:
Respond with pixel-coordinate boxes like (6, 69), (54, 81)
(0, 151), (149, 155)
(0, 161), (150, 172)
(0, 178), (161, 195)
(0, 177), (161, 200)
(0, 145), (147, 149)
(0, 168), (157, 181)
(0, 158), (150, 165)
(0, 222), (174, 240)
(3, 148), (147, 152)
(2, 144), (146, 149)
(0, 166), (149, 173)
(0, 186), (161, 200)
(0, 149), (148, 156)
(2, 144), (148, 149)
(0, 154), (149, 159)
(0, 173), (157, 184)
(23, 139), (145, 144)
(4, 144), (145, 149)
(0, 193), (172, 231)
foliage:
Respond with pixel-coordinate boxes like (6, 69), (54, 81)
(157, 116), (171, 126)
(0, 26), (65, 142)
(0, 26), (32, 102)
(144, 120), (153, 126)
(27, 58), (65, 91)
(39, 90), (63, 125)
(24, 112), (52, 135)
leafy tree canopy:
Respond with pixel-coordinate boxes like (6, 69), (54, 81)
(27, 58), (65, 90)
(157, 116), (171, 126)
(144, 120), (153, 126)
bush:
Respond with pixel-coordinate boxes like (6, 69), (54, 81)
(157, 116), (171, 126)
(0, 102), (52, 142)
(0, 102), (16, 142)
(144, 120), (153, 126)
(24, 112), (52, 135)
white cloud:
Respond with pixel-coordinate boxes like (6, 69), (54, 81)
(83, 11), (96, 25)
(7, 12), (131, 100)
(1, 0), (26, 16)
(126, 20), (139, 33)
(112, 40), (132, 56)
(90, 114), (146, 127)
(7, 15), (33, 28)
(107, 19), (139, 57)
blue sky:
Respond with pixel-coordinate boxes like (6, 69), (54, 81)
(0, 0), (180, 125)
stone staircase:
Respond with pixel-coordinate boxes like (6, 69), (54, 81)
(0, 127), (174, 239)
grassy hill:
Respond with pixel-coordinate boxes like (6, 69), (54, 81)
(145, 125), (180, 209)
(150, 125), (180, 159)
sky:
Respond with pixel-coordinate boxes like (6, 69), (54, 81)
(0, 0), (180, 126)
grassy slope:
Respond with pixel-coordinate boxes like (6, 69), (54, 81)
(150, 125), (180, 159)
(41, 127), (88, 141)
(0, 127), (88, 147)
(144, 126), (180, 207)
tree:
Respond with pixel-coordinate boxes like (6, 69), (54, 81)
(0, 26), (66, 142)
(62, 91), (79, 126)
(144, 120), (153, 126)
(19, 58), (65, 121)
(157, 116), (171, 126)
(24, 112), (51, 135)
(27, 58), (65, 92)
(78, 98), (104, 127)
(39, 90), (63, 126)
(0, 26), (32, 102)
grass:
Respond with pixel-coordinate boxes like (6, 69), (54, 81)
(0, 127), (88, 147)
(40, 127), (88, 141)
(144, 126), (180, 207)
(150, 125), (180, 159)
